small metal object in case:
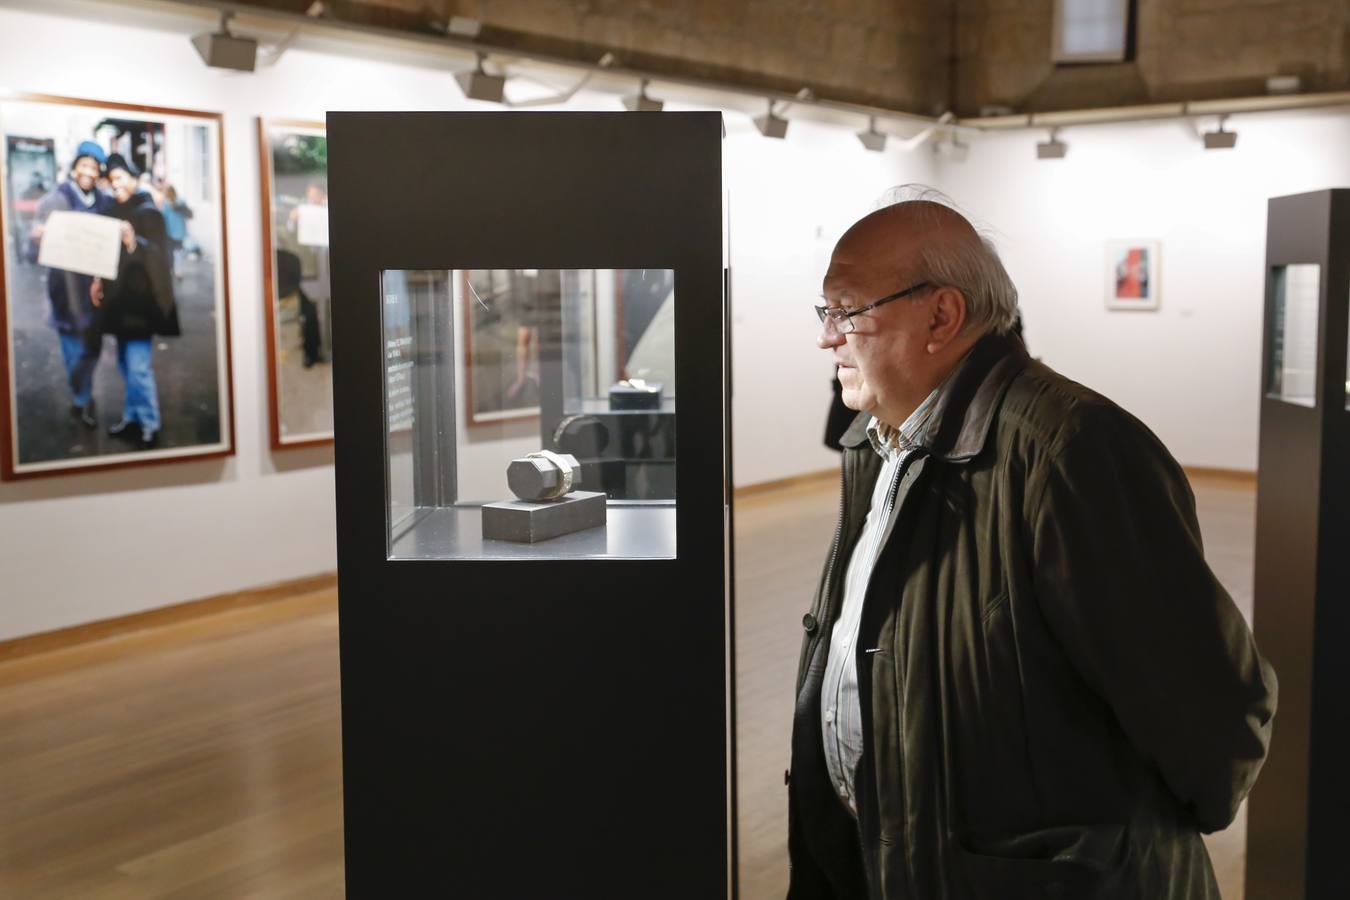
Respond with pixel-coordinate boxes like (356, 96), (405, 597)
(485, 449), (606, 543)
(507, 450), (581, 502)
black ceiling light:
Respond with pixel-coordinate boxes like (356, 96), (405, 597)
(192, 12), (257, 73)
(455, 53), (506, 103)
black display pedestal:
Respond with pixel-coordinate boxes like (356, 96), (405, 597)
(327, 113), (734, 899)
(1246, 188), (1350, 900)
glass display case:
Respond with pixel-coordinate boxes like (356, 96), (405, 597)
(383, 267), (677, 560)
(331, 111), (730, 899)
(1266, 263), (1320, 407)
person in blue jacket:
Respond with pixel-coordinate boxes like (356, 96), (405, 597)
(158, 183), (192, 280)
(25, 140), (114, 428)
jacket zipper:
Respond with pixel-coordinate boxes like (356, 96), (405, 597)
(798, 450), (853, 693)
(820, 457), (851, 617)
(855, 455), (908, 899)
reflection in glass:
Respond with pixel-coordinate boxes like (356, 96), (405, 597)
(383, 270), (445, 540)
(382, 269), (677, 561)
(1268, 265), (1319, 408)
(552, 268), (677, 501)
(464, 269), (546, 424)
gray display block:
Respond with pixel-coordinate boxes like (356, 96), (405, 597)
(481, 491), (607, 543)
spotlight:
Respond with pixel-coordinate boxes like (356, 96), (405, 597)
(754, 100), (788, 140)
(1203, 115), (1238, 150)
(857, 117), (886, 152)
(1036, 127), (1067, 159)
(192, 12), (257, 73)
(622, 79), (663, 112)
(455, 53), (506, 103)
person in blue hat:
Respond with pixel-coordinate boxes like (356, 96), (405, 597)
(26, 140), (115, 428)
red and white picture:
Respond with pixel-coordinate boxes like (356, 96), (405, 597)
(1106, 240), (1160, 310)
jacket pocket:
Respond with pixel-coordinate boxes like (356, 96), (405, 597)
(959, 823), (1129, 899)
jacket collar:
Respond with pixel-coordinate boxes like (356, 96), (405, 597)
(838, 331), (1029, 463)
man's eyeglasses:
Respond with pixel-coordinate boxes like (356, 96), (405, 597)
(814, 282), (932, 334)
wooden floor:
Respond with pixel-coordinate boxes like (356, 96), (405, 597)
(0, 474), (1256, 899)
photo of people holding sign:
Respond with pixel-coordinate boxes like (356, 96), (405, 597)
(259, 120), (332, 448)
(0, 95), (233, 479)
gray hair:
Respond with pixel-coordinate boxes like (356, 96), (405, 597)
(875, 185), (1021, 336)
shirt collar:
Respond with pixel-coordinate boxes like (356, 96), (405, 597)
(837, 332), (1031, 462)
(865, 372), (951, 460)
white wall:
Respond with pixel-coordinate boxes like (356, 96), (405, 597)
(11, 3), (1338, 641)
(935, 110), (1350, 470)
(726, 117), (937, 486)
(0, 2), (916, 640)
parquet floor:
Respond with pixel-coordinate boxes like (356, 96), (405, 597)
(0, 474), (1256, 898)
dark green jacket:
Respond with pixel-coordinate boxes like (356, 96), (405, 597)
(788, 333), (1276, 900)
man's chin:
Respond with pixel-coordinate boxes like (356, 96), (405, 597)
(839, 389), (872, 413)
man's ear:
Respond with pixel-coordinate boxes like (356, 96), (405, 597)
(925, 287), (969, 354)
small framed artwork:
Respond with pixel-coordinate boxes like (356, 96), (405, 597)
(258, 118), (332, 448)
(1105, 240), (1160, 311)
(0, 93), (234, 479)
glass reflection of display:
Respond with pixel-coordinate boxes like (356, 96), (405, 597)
(1267, 265), (1319, 408)
(381, 268), (677, 561)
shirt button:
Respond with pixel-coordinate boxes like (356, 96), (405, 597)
(802, 613), (818, 633)
(824, 708), (835, 724)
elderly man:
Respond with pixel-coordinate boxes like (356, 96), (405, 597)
(787, 193), (1276, 899)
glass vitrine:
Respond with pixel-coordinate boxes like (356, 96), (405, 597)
(1267, 263), (1320, 407)
(383, 267), (677, 560)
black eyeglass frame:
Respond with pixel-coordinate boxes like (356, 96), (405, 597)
(814, 281), (933, 332)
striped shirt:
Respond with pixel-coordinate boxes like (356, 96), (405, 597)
(820, 387), (945, 816)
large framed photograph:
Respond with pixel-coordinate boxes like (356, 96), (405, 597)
(0, 94), (233, 479)
(1105, 239), (1160, 311)
(259, 118), (332, 448)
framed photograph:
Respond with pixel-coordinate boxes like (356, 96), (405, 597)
(1105, 240), (1160, 311)
(0, 93), (234, 479)
(463, 269), (544, 425)
(259, 118), (332, 448)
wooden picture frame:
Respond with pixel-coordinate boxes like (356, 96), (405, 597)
(0, 93), (234, 480)
(258, 118), (333, 449)
(1105, 239), (1160, 311)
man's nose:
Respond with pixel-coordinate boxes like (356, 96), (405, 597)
(817, 322), (845, 349)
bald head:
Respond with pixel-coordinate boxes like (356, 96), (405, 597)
(818, 196), (1019, 426)
(835, 201), (983, 276)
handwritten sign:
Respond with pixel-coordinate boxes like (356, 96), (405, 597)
(37, 211), (122, 280)
(296, 203), (329, 247)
